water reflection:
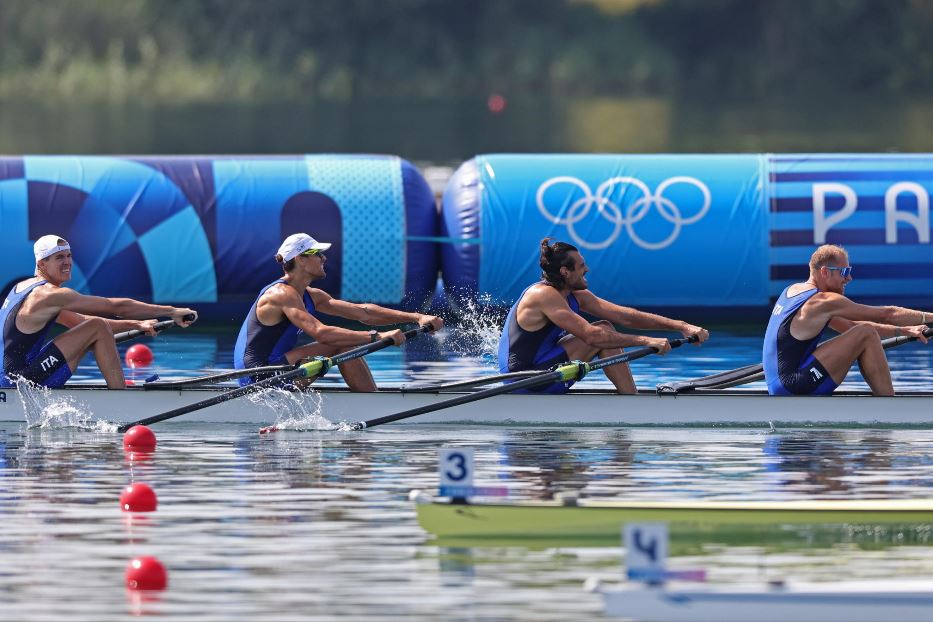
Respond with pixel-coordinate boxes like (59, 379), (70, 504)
(2, 423), (933, 620)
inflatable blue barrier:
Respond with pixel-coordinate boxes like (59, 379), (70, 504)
(0, 155), (438, 319)
(769, 154), (933, 307)
(441, 153), (933, 310)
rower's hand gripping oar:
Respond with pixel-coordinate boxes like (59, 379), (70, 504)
(114, 313), (197, 344)
(348, 336), (698, 431)
(657, 324), (933, 394)
(116, 325), (433, 432)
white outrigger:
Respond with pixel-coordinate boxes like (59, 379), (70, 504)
(3, 384), (933, 428)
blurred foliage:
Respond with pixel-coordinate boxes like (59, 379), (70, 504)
(0, 0), (930, 101)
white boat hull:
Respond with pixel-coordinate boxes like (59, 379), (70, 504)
(593, 579), (933, 622)
(3, 384), (933, 428)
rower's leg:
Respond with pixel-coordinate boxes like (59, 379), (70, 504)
(52, 317), (126, 389)
(560, 320), (636, 395)
(812, 324), (893, 396)
(335, 358), (376, 392)
(286, 343), (377, 392)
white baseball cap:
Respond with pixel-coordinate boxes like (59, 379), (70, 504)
(276, 233), (331, 262)
(34, 235), (71, 274)
(34, 235), (71, 262)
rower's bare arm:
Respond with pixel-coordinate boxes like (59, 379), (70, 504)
(819, 294), (918, 325)
(282, 292), (398, 347)
(53, 289), (196, 325)
(576, 291), (708, 343)
(312, 290), (443, 331)
(826, 305), (930, 343)
(536, 291), (650, 349)
(55, 309), (157, 335)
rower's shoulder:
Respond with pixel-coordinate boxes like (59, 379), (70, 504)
(23, 281), (71, 301)
(522, 283), (563, 305)
(799, 289), (848, 314)
(12, 277), (43, 294)
(786, 282), (817, 297)
(258, 282), (294, 304)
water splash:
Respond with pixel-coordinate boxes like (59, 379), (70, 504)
(14, 378), (114, 432)
(441, 291), (504, 363)
(247, 386), (338, 431)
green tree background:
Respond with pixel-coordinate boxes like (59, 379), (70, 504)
(1, 0), (930, 102)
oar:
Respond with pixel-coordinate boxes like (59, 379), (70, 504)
(400, 369), (543, 393)
(348, 336), (698, 431)
(658, 324), (933, 394)
(116, 325), (433, 432)
(114, 313), (196, 344)
(142, 364), (295, 390)
(656, 363), (761, 394)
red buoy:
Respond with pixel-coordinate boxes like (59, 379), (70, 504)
(120, 482), (158, 512)
(487, 93), (507, 114)
(125, 556), (168, 590)
(123, 425), (157, 451)
(125, 344), (154, 368)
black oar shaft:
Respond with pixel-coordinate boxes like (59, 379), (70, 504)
(118, 375), (285, 431)
(116, 325), (431, 432)
(143, 364), (295, 389)
(401, 369), (543, 393)
(352, 336), (694, 430)
(352, 369), (568, 430)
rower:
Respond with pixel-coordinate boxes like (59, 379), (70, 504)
(233, 232), (443, 390)
(764, 243), (931, 396)
(0, 235), (198, 390)
(497, 238), (709, 394)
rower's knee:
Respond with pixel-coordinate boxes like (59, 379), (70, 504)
(81, 316), (111, 341)
(849, 323), (881, 347)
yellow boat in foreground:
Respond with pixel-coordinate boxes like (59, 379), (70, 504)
(412, 491), (933, 544)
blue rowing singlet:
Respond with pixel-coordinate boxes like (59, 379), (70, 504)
(233, 280), (316, 386)
(0, 280), (63, 388)
(763, 285), (836, 396)
(497, 283), (582, 394)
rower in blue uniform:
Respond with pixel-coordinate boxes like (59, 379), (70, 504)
(764, 244), (931, 396)
(0, 235), (197, 389)
(233, 233), (443, 389)
(497, 238), (709, 394)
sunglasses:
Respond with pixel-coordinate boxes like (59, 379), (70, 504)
(825, 266), (853, 278)
(300, 249), (324, 257)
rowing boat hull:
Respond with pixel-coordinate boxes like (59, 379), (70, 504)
(414, 497), (933, 543)
(592, 580), (933, 622)
(3, 385), (933, 427)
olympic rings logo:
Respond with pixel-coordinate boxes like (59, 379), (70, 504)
(535, 175), (711, 250)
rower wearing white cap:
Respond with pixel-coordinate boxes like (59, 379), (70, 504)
(233, 232), (443, 390)
(0, 235), (198, 389)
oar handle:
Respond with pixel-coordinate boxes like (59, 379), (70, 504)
(117, 323), (435, 431)
(883, 325), (933, 349)
(329, 324), (432, 368)
(114, 314), (196, 344)
(586, 335), (697, 373)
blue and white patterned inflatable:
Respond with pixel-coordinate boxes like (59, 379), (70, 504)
(0, 155), (438, 318)
(441, 153), (933, 310)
